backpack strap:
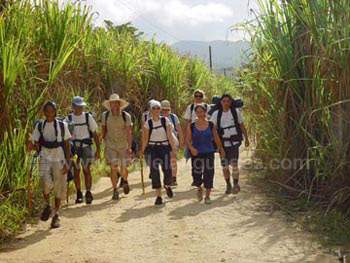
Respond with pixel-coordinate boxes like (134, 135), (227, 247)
(148, 118), (154, 140)
(230, 107), (243, 141)
(217, 109), (223, 134)
(148, 117), (168, 144)
(161, 117), (167, 131)
(122, 110), (127, 126)
(190, 104), (195, 122)
(68, 114), (73, 122)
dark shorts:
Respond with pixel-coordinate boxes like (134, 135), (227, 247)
(76, 145), (94, 166)
(221, 145), (239, 167)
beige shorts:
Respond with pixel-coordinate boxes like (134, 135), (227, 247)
(105, 146), (130, 166)
(39, 159), (67, 200)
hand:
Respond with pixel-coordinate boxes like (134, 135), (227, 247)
(125, 148), (132, 156)
(219, 148), (225, 158)
(94, 150), (101, 160)
(245, 139), (250, 148)
(190, 148), (198, 157)
(62, 162), (69, 174)
(179, 141), (185, 150)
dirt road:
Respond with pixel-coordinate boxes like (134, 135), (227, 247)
(0, 150), (337, 263)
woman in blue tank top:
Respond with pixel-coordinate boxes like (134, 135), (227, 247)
(186, 103), (224, 204)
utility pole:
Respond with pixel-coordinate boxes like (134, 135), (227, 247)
(209, 45), (213, 71)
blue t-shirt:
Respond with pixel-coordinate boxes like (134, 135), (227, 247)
(192, 123), (215, 154)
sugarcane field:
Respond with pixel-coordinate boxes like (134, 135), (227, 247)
(0, 1), (349, 262)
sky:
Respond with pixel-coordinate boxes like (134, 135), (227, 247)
(81, 0), (259, 44)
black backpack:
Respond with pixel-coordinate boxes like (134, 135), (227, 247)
(148, 117), (167, 141)
(216, 107), (243, 143)
(68, 112), (94, 141)
(37, 119), (65, 150)
(208, 98), (243, 116)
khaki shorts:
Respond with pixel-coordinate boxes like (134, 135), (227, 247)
(105, 146), (130, 166)
(39, 158), (67, 200)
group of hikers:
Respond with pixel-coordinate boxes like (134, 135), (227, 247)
(26, 89), (250, 228)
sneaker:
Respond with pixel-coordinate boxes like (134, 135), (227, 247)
(155, 196), (163, 205)
(122, 180), (130, 195)
(165, 186), (173, 198)
(204, 196), (212, 205)
(40, 205), (51, 221)
(50, 214), (60, 228)
(225, 184), (232, 195)
(75, 190), (83, 204)
(232, 184), (241, 194)
(171, 177), (178, 186)
(197, 189), (203, 202)
(85, 191), (93, 204)
(112, 189), (119, 200)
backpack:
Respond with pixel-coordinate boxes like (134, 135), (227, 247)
(148, 117), (167, 143)
(208, 98), (243, 116)
(37, 119), (65, 150)
(68, 112), (94, 143)
(104, 110), (138, 154)
(216, 107), (243, 143)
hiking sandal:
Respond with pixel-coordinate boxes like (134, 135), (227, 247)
(165, 186), (173, 198)
(85, 191), (93, 204)
(232, 185), (241, 195)
(123, 181), (130, 195)
(112, 189), (119, 200)
(40, 205), (51, 221)
(51, 214), (60, 228)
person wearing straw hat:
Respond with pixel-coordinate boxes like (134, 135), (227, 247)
(161, 100), (184, 186)
(102, 94), (133, 201)
(186, 103), (224, 204)
(142, 100), (175, 205)
(67, 96), (100, 205)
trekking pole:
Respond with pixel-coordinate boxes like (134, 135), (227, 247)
(140, 136), (145, 195)
(26, 153), (33, 217)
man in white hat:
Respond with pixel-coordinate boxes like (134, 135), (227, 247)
(67, 96), (100, 205)
(102, 94), (133, 200)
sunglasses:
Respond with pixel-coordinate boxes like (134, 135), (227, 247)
(152, 107), (160, 110)
(194, 94), (203, 98)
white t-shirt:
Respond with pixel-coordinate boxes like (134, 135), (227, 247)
(67, 112), (97, 147)
(210, 109), (244, 147)
(184, 103), (211, 123)
(144, 117), (171, 145)
(32, 119), (72, 162)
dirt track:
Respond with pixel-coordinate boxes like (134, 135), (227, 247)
(0, 150), (337, 263)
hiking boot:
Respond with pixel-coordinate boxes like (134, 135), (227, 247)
(75, 190), (83, 204)
(112, 189), (119, 200)
(197, 189), (203, 202)
(155, 196), (163, 205)
(171, 177), (178, 187)
(232, 184), (241, 195)
(85, 191), (93, 204)
(204, 196), (212, 205)
(40, 205), (51, 221)
(165, 186), (173, 198)
(225, 184), (232, 195)
(122, 180), (130, 195)
(50, 214), (60, 229)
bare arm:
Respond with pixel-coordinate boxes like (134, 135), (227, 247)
(101, 125), (107, 139)
(176, 123), (184, 148)
(142, 128), (149, 153)
(126, 125), (132, 151)
(212, 124), (224, 153)
(184, 119), (190, 140)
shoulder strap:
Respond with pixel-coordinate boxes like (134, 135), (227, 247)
(190, 122), (195, 132)
(148, 118), (153, 140)
(231, 107), (242, 140)
(217, 109), (223, 130)
(105, 111), (110, 129)
(122, 110), (126, 123)
(209, 121), (214, 131)
(58, 120), (65, 141)
(144, 112), (148, 122)
(190, 103), (195, 119)
(68, 114), (72, 122)
(38, 120), (44, 137)
(161, 117), (167, 131)
(170, 114), (177, 132)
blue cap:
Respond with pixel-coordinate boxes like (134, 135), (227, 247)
(72, 96), (86, 106)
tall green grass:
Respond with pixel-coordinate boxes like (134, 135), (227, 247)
(0, 0), (234, 240)
(240, 0), (350, 214)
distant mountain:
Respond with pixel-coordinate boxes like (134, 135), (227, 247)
(171, 40), (250, 71)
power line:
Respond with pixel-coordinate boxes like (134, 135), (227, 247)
(115, 0), (181, 42)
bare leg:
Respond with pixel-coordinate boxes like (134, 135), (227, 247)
(73, 161), (81, 191)
(110, 164), (119, 189)
(83, 164), (92, 191)
(170, 152), (177, 178)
